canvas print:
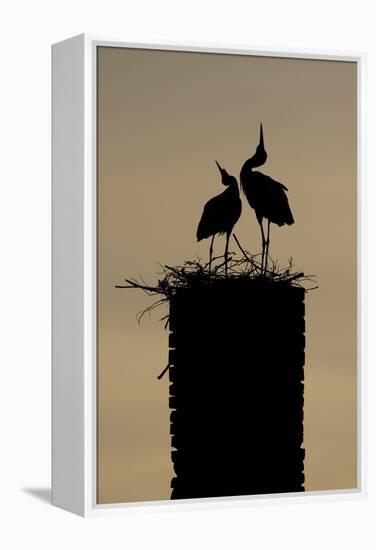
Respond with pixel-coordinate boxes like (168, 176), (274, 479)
(96, 47), (357, 503)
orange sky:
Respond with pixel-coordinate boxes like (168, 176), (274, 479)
(97, 47), (357, 503)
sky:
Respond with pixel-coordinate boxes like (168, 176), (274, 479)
(96, 46), (357, 503)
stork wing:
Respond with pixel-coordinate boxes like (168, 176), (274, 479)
(197, 190), (241, 240)
(243, 171), (294, 226)
(197, 193), (227, 240)
(260, 173), (288, 192)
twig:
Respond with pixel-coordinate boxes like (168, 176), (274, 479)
(284, 272), (305, 283)
(157, 364), (170, 380)
(233, 233), (252, 263)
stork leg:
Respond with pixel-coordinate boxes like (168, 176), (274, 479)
(258, 219), (266, 275)
(265, 220), (271, 274)
(209, 234), (215, 274)
(224, 232), (230, 278)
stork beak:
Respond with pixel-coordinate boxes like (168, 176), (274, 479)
(259, 123), (264, 149)
(215, 160), (224, 174)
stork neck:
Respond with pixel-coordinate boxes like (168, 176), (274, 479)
(242, 148), (267, 171)
(241, 158), (257, 175)
(246, 157), (260, 170)
(228, 181), (240, 194)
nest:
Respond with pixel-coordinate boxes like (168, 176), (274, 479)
(115, 243), (317, 325)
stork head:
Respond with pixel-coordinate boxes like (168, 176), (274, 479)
(215, 160), (237, 187)
(248, 123), (267, 168)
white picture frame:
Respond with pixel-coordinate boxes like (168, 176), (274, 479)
(52, 34), (366, 517)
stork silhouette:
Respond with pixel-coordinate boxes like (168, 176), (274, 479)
(197, 161), (242, 276)
(240, 124), (294, 274)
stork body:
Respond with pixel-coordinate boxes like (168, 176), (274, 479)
(197, 161), (242, 275)
(240, 125), (294, 273)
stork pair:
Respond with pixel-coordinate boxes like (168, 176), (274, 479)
(197, 125), (294, 275)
